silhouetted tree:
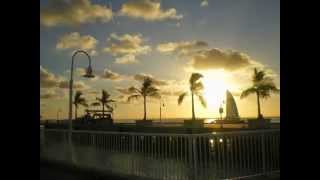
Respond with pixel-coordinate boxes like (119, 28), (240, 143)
(127, 78), (161, 121)
(73, 91), (88, 120)
(240, 68), (279, 119)
(96, 90), (115, 117)
(178, 73), (207, 121)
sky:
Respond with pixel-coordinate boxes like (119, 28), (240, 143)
(40, 0), (280, 120)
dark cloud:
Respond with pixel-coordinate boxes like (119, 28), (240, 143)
(191, 48), (252, 71)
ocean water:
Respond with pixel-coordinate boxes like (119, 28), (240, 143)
(114, 117), (280, 124)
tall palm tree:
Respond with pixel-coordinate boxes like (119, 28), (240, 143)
(240, 68), (280, 119)
(96, 90), (115, 117)
(127, 78), (161, 121)
(73, 91), (88, 120)
(178, 73), (207, 121)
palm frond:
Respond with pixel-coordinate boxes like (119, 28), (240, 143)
(240, 87), (257, 99)
(149, 91), (161, 99)
(146, 86), (159, 95)
(142, 78), (153, 89)
(189, 73), (203, 85)
(105, 104), (114, 111)
(178, 92), (188, 105)
(253, 68), (266, 84)
(198, 94), (207, 108)
(106, 99), (116, 103)
(192, 82), (204, 92)
(91, 102), (100, 106)
(257, 82), (280, 99)
(128, 86), (141, 94)
(127, 94), (141, 102)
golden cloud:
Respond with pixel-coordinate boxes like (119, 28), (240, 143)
(41, 66), (90, 90)
(103, 33), (151, 64)
(40, 0), (113, 27)
(101, 69), (126, 81)
(40, 89), (66, 99)
(56, 32), (98, 51)
(157, 41), (208, 56)
(40, 66), (60, 88)
(119, 0), (183, 21)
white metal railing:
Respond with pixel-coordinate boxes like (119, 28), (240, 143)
(40, 128), (279, 180)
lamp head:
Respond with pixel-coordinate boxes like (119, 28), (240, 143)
(83, 66), (95, 78)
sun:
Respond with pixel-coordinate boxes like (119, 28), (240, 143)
(202, 70), (230, 108)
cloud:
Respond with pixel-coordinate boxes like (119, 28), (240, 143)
(41, 66), (90, 90)
(200, 0), (209, 7)
(40, 66), (60, 88)
(101, 68), (126, 81)
(157, 41), (208, 56)
(40, 0), (113, 27)
(116, 86), (138, 95)
(103, 33), (151, 64)
(115, 54), (139, 64)
(133, 73), (169, 86)
(59, 80), (89, 90)
(56, 32), (98, 51)
(160, 89), (185, 97)
(119, 0), (183, 21)
(190, 48), (253, 71)
(40, 89), (65, 99)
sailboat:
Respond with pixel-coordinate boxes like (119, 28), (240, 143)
(225, 90), (240, 120)
(216, 90), (243, 124)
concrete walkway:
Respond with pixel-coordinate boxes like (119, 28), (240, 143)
(40, 159), (154, 180)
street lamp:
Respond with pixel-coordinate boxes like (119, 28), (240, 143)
(68, 50), (95, 136)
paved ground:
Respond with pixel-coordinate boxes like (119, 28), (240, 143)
(40, 159), (153, 180)
(40, 159), (279, 180)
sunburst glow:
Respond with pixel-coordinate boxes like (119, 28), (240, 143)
(202, 70), (231, 108)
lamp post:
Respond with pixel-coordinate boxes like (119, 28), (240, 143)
(68, 50), (95, 141)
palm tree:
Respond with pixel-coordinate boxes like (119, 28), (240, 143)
(240, 68), (280, 119)
(96, 90), (115, 117)
(178, 73), (207, 121)
(73, 91), (88, 120)
(91, 102), (101, 110)
(127, 78), (161, 121)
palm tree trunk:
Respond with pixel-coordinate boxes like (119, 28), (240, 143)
(102, 103), (105, 118)
(143, 95), (147, 121)
(191, 92), (195, 121)
(75, 105), (77, 120)
(256, 92), (262, 118)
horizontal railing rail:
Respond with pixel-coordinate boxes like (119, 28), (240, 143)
(40, 128), (279, 180)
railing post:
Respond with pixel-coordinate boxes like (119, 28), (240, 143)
(131, 135), (135, 175)
(261, 132), (266, 174)
(188, 136), (198, 180)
